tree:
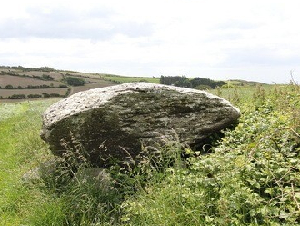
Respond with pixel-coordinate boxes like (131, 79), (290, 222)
(65, 77), (85, 86)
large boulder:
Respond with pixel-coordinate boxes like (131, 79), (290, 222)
(41, 83), (240, 167)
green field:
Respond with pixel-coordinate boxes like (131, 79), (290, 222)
(0, 83), (299, 225)
(0, 99), (60, 225)
(0, 67), (115, 101)
(102, 75), (160, 84)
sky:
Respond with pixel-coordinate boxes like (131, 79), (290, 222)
(1, 0), (300, 83)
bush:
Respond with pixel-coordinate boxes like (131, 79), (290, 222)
(5, 84), (14, 89)
(195, 84), (211, 90)
(27, 94), (42, 98)
(38, 143), (127, 225)
(40, 84), (50, 88)
(121, 84), (300, 225)
(42, 74), (54, 81)
(160, 76), (225, 89)
(9, 94), (25, 99)
(65, 77), (85, 86)
(43, 93), (51, 98)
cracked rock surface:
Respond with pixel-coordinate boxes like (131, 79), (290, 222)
(41, 83), (240, 167)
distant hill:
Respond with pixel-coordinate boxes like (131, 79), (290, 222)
(0, 66), (116, 101)
(0, 66), (162, 102)
(0, 66), (266, 102)
(226, 79), (267, 87)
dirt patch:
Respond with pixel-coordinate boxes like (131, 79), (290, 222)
(0, 75), (64, 88)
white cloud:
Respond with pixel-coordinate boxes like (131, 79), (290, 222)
(1, 0), (300, 83)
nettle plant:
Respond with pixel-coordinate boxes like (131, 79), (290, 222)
(121, 85), (300, 225)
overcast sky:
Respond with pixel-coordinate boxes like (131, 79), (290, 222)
(1, 0), (300, 83)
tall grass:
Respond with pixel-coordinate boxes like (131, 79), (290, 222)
(0, 100), (59, 225)
(0, 83), (299, 225)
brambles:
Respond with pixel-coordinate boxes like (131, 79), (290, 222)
(122, 83), (300, 225)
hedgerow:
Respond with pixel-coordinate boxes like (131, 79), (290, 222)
(121, 84), (300, 225)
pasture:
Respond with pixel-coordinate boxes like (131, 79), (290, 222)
(103, 74), (160, 84)
(0, 67), (116, 101)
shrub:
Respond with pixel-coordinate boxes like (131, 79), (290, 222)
(42, 74), (54, 81)
(9, 94), (25, 99)
(27, 94), (42, 98)
(65, 77), (85, 86)
(40, 84), (50, 88)
(5, 84), (14, 89)
(49, 93), (61, 97)
(38, 141), (127, 225)
(195, 84), (211, 90)
(121, 84), (300, 225)
(43, 93), (51, 98)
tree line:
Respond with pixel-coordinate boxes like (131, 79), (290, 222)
(160, 76), (225, 89)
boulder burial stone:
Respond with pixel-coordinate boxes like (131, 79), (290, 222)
(41, 83), (240, 167)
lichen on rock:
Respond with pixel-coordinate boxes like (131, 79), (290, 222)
(41, 83), (240, 167)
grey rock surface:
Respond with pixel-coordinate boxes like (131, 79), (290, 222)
(41, 83), (240, 167)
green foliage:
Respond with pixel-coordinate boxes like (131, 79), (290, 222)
(160, 76), (225, 89)
(122, 84), (300, 225)
(27, 94), (42, 98)
(160, 75), (190, 87)
(42, 93), (51, 98)
(9, 94), (26, 99)
(41, 74), (54, 81)
(64, 77), (86, 86)
(5, 84), (14, 89)
(38, 152), (125, 225)
(0, 82), (299, 225)
(190, 77), (225, 88)
(195, 84), (212, 90)
(103, 75), (160, 84)
(0, 100), (58, 225)
(64, 88), (71, 97)
(27, 84), (51, 89)
(49, 93), (61, 97)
